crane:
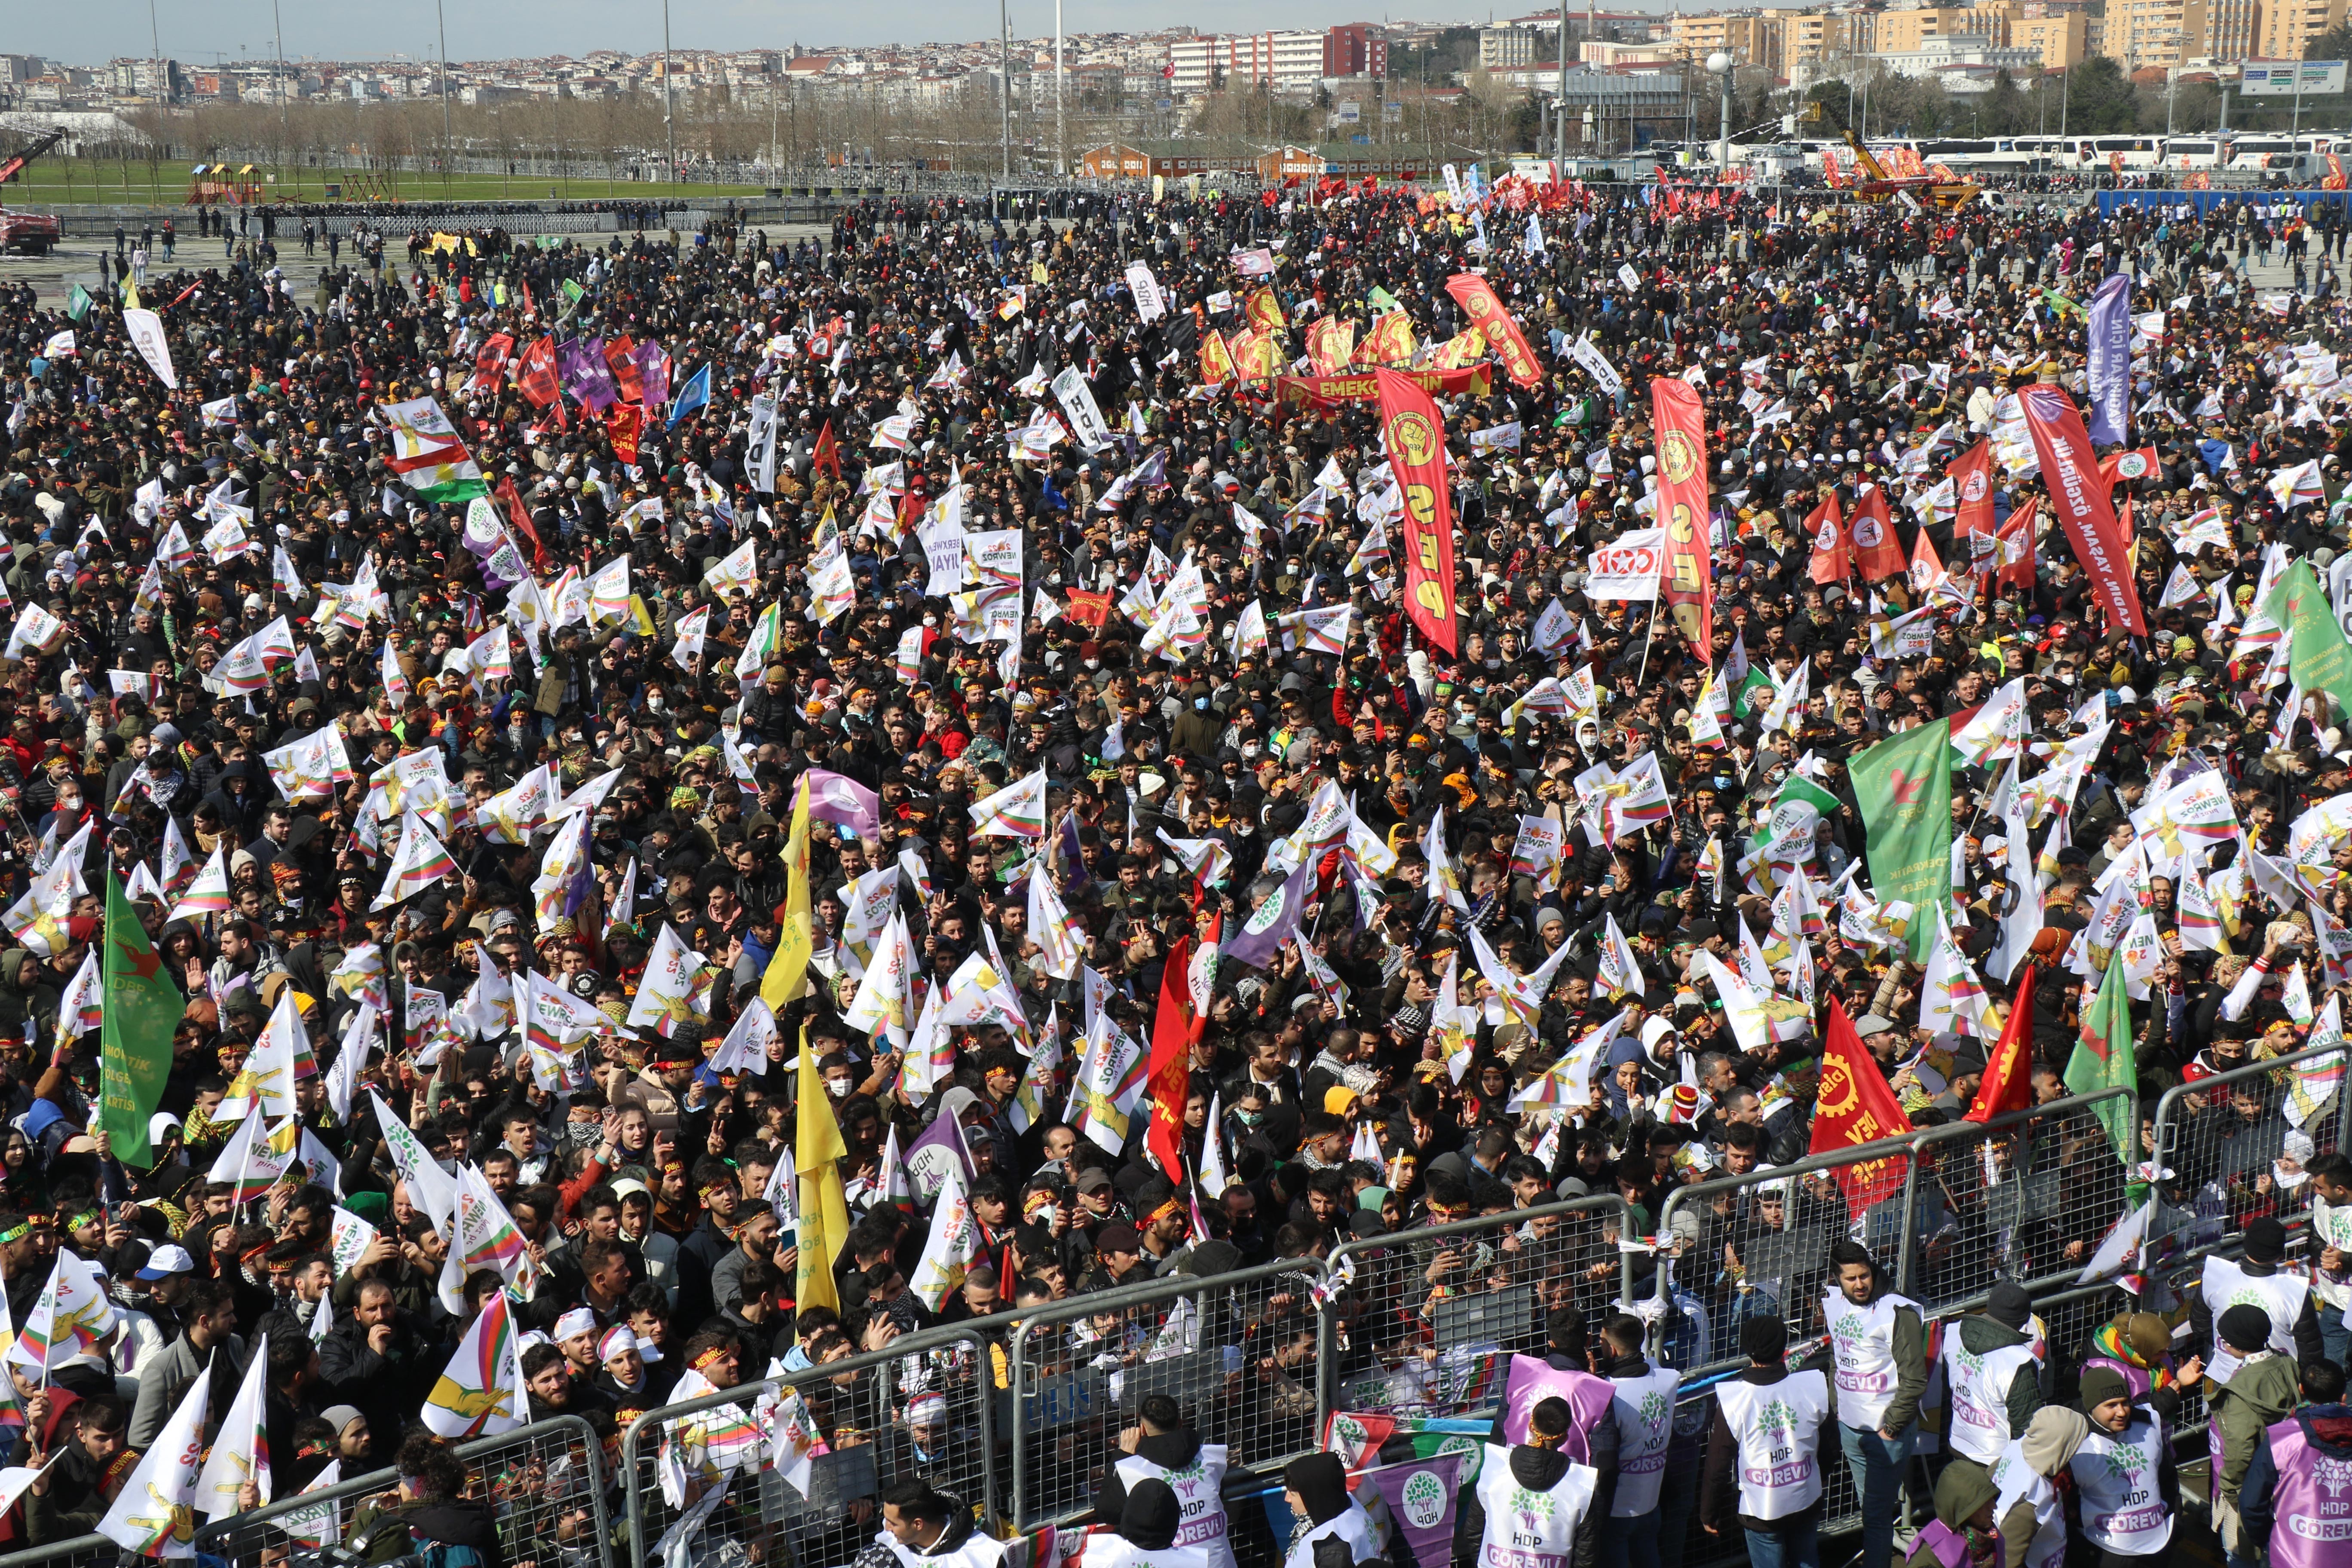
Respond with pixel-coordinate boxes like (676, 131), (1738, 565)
(0, 126), (66, 186)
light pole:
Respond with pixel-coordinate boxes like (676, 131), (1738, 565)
(273, 0), (290, 196)
(998, 0), (1012, 179)
(1054, 0), (1065, 176)
(662, 0), (675, 184)
(1709, 51), (1732, 173)
(1556, 0), (1569, 164)
(435, 0), (451, 193)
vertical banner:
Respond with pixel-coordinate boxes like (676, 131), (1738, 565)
(1051, 368), (1113, 453)
(1125, 261), (1167, 322)
(2019, 384), (2146, 634)
(2085, 273), (2133, 446)
(1361, 1453), (1467, 1568)
(1648, 377), (1712, 649)
(122, 307), (177, 389)
(1850, 718), (1954, 959)
(1808, 999), (1917, 1210)
(1444, 273), (1543, 389)
(1948, 438), (1997, 537)
(1373, 368), (1459, 656)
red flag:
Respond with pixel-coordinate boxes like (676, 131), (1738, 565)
(1443, 273), (1542, 390)
(812, 419), (841, 480)
(1809, 998), (1916, 1211)
(1948, 439), (1996, 536)
(515, 337), (561, 409)
(1373, 368), (1459, 656)
(1147, 933), (1196, 1183)
(1805, 492), (1849, 586)
(1850, 484), (1908, 582)
(1649, 377), (1713, 649)
(466, 333), (514, 398)
(1964, 965), (2037, 1124)
(1907, 524), (1945, 592)
(1063, 589), (1113, 631)
(606, 402), (643, 466)
(2018, 383), (2145, 634)
(1991, 498), (2037, 596)
(2098, 445), (2161, 486)
(494, 475), (550, 573)
(603, 335), (645, 403)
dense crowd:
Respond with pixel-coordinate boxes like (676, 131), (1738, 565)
(0, 174), (2349, 1568)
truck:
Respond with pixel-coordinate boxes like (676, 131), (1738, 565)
(0, 208), (61, 256)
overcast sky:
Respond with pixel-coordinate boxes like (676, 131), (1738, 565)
(23, 3), (1670, 69)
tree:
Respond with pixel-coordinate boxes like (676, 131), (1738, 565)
(2064, 56), (2138, 132)
(1980, 70), (2029, 135)
(2308, 23), (2352, 60)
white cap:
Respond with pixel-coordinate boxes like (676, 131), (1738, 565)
(137, 1243), (196, 1280)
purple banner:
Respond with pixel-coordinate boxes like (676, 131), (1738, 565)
(1362, 1452), (1464, 1568)
(804, 768), (881, 840)
(1220, 856), (1314, 972)
(557, 337), (619, 411)
(1499, 1354), (1616, 1462)
(2085, 272), (2132, 447)
(461, 500), (527, 593)
(637, 342), (671, 408)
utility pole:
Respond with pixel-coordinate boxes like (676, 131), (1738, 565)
(435, 0), (451, 193)
(663, 0), (676, 183)
(999, 0), (1012, 179)
(1556, 0), (1568, 164)
(274, 0), (291, 196)
(1055, 0), (1065, 176)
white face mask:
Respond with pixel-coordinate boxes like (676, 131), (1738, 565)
(826, 1078), (851, 1099)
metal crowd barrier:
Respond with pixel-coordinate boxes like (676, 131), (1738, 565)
(616, 1321), (997, 1568)
(1007, 1257), (1331, 1534)
(189, 1413), (612, 1568)
(1315, 1194), (1636, 1418)
(0, 1535), (116, 1568)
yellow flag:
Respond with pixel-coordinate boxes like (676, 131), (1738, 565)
(794, 1022), (850, 1311)
(760, 777), (813, 1011)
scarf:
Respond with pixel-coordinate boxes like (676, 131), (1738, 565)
(2088, 1321), (2173, 1391)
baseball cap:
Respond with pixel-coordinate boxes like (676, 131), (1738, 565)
(137, 1243), (196, 1280)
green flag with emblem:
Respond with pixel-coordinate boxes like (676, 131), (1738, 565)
(2066, 949), (2137, 1170)
(1849, 719), (1953, 959)
(99, 873), (181, 1167)
(2263, 559), (2352, 721)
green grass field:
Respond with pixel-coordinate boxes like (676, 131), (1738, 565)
(1, 156), (778, 209)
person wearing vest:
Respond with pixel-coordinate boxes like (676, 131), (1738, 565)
(1939, 1280), (2043, 1477)
(2308, 1152), (2352, 1369)
(2206, 1304), (2297, 1568)
(2068, 1367), (2187, 1568)
(1594, 1313), (1679, 1568)
(2078, 1311), (2178, 1403)
(1097, 1395), (1245, 1568)
(1986, 1407), (2089, 1568)
(1701, 1316), (1834, 1568)
(2239, 1356), (2352, 1568)
(1900, 1461), (2000, 1568)
(1474, 1394), (1603, 1568)
(850, 1480), (1007, 1568)
(2190, 1216), (2324, 1365)
(1490, 1309), (1623, 1509)
(1082, 1479), (1216, 1568)
(1822, 1241), (1927, 1568)
(1281, 1453), (1383, 1568)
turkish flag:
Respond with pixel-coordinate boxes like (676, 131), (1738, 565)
(1964, 964), (2037, 1124)
(1808, 998), (1917, 1212)
(1806, 493), (1849, 585)
(1948, 439), (1997, 536)
(1850, 484), (1908, 582)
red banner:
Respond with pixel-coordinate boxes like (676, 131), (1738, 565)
(1809, 998), (1916, 1212)
(603, 335), (644, 404)
(1964, 965), (2036, 1124)
(1991, 497), (2037, 596)
(1444, 273), (1543, 389)
(1949, 438), (1996, 536)
(493, 475), (550, 573)
(1374, 368), (1460, 657)
(1277, 367), (1492, 407)
(2098, 445), (2161, 485)
(467, 333), (514, 398)
(606, 403), (643, 466)
(1850, 484), (1908, 582)
(2019, 384), (2146, 634)
(1648, 377), (1712, 649)
(1146, 934), (1195, 1182)
(515, 337), (560, 408)
(812, 419), (841, 480)
(1806, 493), (1848, 585)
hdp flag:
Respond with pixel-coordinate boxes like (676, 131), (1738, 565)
(794, 1025), (851, 1312)
(2066, 951), (2138, 1169)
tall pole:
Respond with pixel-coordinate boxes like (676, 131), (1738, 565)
(435, 0), (451, 193)
(999, 0), (1013, 180)
(1055, 0), (1066, 176)
(149, 0), (162, 108)
(663, 0), (676, 183)
(273, 0), (290, 196)
(1557, 0), (1568, 164)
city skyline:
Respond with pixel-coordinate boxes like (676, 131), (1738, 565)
(10, 1), (1675, 69)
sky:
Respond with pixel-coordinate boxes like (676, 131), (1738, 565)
(19, 3), (1669, 69)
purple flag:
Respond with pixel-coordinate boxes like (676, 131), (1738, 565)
(1221, 857), (1316, 972)
(904, 1107), (973, 1204)
(2085, 272), (2132, 447)
(804, 768), (881, 840)
(557, 337), (619, 411)
(1362, 1452), (1464, 1568)
(460, 499), (527, 592)
(637, 342), (671, 408)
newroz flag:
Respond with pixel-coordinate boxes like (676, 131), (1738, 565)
(626, 923), (713, 1037)
(193, 1331), (270, 1519)
(909, 1164), (980, 1311)
(97, 1348), (208, 1557)
(379, 396), (489, 504)
(422, 1289), (526, 1439)
(436, 1164), (537, 1313)
(1066, 1011), (1147, 1155)
(370, 812), (458, 910)
(968, 768), (1048, 838)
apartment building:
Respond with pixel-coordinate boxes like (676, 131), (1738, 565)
(2257, 0), (2349, 60)
(1666, 13), (1786, 76)
(1166, 25), (1386, 98)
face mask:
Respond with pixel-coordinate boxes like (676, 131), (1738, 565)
(1084, 658), (1099, 670)
(1236, 1107), (1264, 1127)
(1035, 1204), (1060, 1227)
(826, 1079), (851, 1099)
(647, 694), (664, 711)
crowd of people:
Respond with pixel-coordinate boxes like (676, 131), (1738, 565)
(0, 169), (2349, 1568)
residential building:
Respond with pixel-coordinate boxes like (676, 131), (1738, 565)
(2105, 0), (2210, 67)
(1667, 13), (1785, 77)
(2012, 10), (2090, 67)
(1872, 32), (2046, 87)
(1323, 23), (1387, 78)
(2257, 0), (2348, 60)
(1479, 27), (1542, 70)
(106, 56), (181, 101)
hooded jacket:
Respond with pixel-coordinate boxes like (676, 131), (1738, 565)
(1905, 1461), (2000, 1568)
(350, 1495), (505, 1568)
(1942, 1315), (2043, 1450)
(2242, 1401), (2352, 1542)
(1094, 1425), (1257, 1526)
(1121, 1479), (1185, 1552)
(1997, 1407), (2087, 1568)
(2208, 1350), (2299, 1502)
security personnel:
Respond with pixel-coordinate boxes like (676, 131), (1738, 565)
(1281, 1453), (1382, 1568)
(2069, 1366), (2195, 1565)
(855, 1480), (1008, 1568)
(1988, 1407), (2090, 1568)
(2192, 1216), (2324, 1365)
(1940, 1280), (2043, 1472)
(1080, 1479), (1215, 1568)
(1099, 1396), (1242, 1568)
(2239, 1357), (2352, 1568)
(1822, 1240), (1927, 1568)
(1475, 1395), (1603, 1568)
(1596, 1313), (1678, 1568)
(1701, 1317), (1834, 1568)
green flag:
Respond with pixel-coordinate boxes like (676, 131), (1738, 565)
(2262, 559), (2352, 720)
(1849, 718), (1953, 959)
(67, 284), (92, 322)
(560, 278), (586, 303)
(1367, 285), (1401, 315)
(98, 874), (179, 1167)
(2066, 950), (2138, 1170)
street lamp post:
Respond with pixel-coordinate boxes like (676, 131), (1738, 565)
(662, 0), (675, 184)
(435, 0), (451, 193)
(1709, 51), (1732, 173)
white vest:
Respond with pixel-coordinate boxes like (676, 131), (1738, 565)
(1942, 1332), (2039, 1464)
(1987, 1436), (2064, 1568)
(1712, 1371), (1830, 1521)
(1080, 1538), (1214, 1568)
(882, 1531), (1009, 1568)
(1820, 1286), (1920, 1433)
(2202, 1256), (2310, 1355)
(1117, 1446), (1237, 1568)
(2070, 1416), (2172, 1556)
(1474, 1445), (1600, 1568)
(1283, 1502), (1380, 1568)
(1607, 1367), (1681, 1518)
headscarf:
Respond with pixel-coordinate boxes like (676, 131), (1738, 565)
(1283, 1453), (1353, 1527)
(2086, 1314), (2174, 1391)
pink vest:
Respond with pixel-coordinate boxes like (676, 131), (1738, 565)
(1499, 1356), (1617, 1465)
(1910, 1520), (1999, 1568)
(2078, 1354), (2152, 1401)
(2263, 1416), (2352, 1568)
